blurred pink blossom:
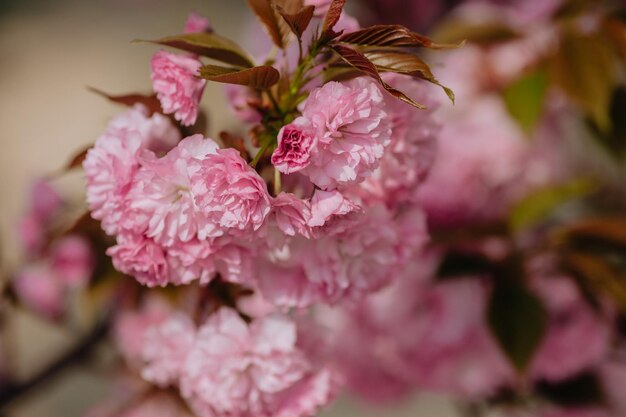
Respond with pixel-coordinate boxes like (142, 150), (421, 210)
(151, 51), (206, 126)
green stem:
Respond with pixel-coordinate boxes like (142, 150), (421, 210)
(250, 138), (273, 168)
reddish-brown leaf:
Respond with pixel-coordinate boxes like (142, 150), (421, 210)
(248, 0), (285, 48)
(275, 4), (315, 39)
(87, 87), (162, 114)
(322, 0), (346, 39)
(556, 217), (626, 250)
(64, 146), (92, 170)
(364, 50), (455, 102)
(220, 131), (251, 162)
(136, 33), (254, 68)
(248, 0), (303, 48)
(330, 44), (426, 109)
(338, 25), (462, 49)
(199, 65), (280, 89)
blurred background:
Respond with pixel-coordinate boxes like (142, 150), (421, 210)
(0, 1), (459, 416)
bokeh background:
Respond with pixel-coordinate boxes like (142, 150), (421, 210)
(0, 1), (461, 416)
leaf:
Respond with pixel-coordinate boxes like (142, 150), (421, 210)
(488, 279), (548, 372)
(338, 24), (463, 49)
(275, 4), (315, 39)
(322, 0), (346, 39)
(248, 0), (303, 48)
(432, 19), (520, 45)
(364, 50), (455, 103)
(508, 179), (595, 233)
(537, 373), (605, 408)
(87, 87), (162, 114)
(436, 252), (495, 280)
(503, 69), (549, 133)
(588, 86), (626, 159)
(199, 65), (280, 89)
(551, 29), (616, 133)
(330, 44), (426, 109)
(64, 146), (92, 170)
(562, 251), (626, 314)
(555, 216), (626, 251)
(136, 33), (254, 68)
(220, 131), (250, 162)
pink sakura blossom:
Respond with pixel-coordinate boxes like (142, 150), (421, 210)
(191, 147), (271, 237)
(271, 117), (316, 175)
(142, 312), (196, 387)
(151, 51), (206, 126)
(50, 236), (94, 287)
(13, 264), (64, 320)
(282, 77), (391, 190)
(359, 74), (439, 205)
(125, 135), (219, 245)
(84, 104), (180, 235)
(184, 12), (211, 34)
(180, 308), (336, 417)
(258, 204), (415, 308)
(107, 232), (214, 287)
(415, 96), (529, 229)
(318, 270), (514, 403)
(308, 189), (360, 229)
(530, 275), (611, 382)
(113, 297), (171, 366)
(18, 179), (63, 255)
(225, 85), (262, 124)
(270, 193), (311, 238)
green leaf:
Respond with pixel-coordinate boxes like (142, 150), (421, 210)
(488, 279), (548, 372)
(551, 29), (616, 133)
(199, 65), (280, 89)
(508, 179), (595, 233)
(330, 44), (426, 109)
(364, 50), (455, 103)
(503, 69), (548, 133)
(136, 33), (254, 68)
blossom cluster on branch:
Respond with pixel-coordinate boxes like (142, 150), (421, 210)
(6, 0), (626, 417)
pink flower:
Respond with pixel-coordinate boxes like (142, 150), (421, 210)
(308, 189), (360, 229)
(84, 105), (180, 235)
(191, 147), (271, 237)
(270, 193), (311, 238)
(258, 204), (412, 307)
(415, 96), (529, 229)
(180, 308), (333, 417)
(225, 85), (262, 124)
(296, 77), (391, 190)
(126, 135), (219, 245)
(151, 51), (206, 126)
(50, 236), (94, 287)
(530, 276), (611, 382)
(271, 117), (316, 175)
(107, 232), (215, 287)
(18, 179), (63, 255)
(142, 312), (196, 387)
(359, 74), (439, 205)
(184, 12), (211, 34)
(113, 297), (171, 366)
(13, 264), (63, 320)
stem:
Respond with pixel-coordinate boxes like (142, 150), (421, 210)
(0, 318), (110, 407)
(250, 139), (273, 168)
(274, 168), (282, 195)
